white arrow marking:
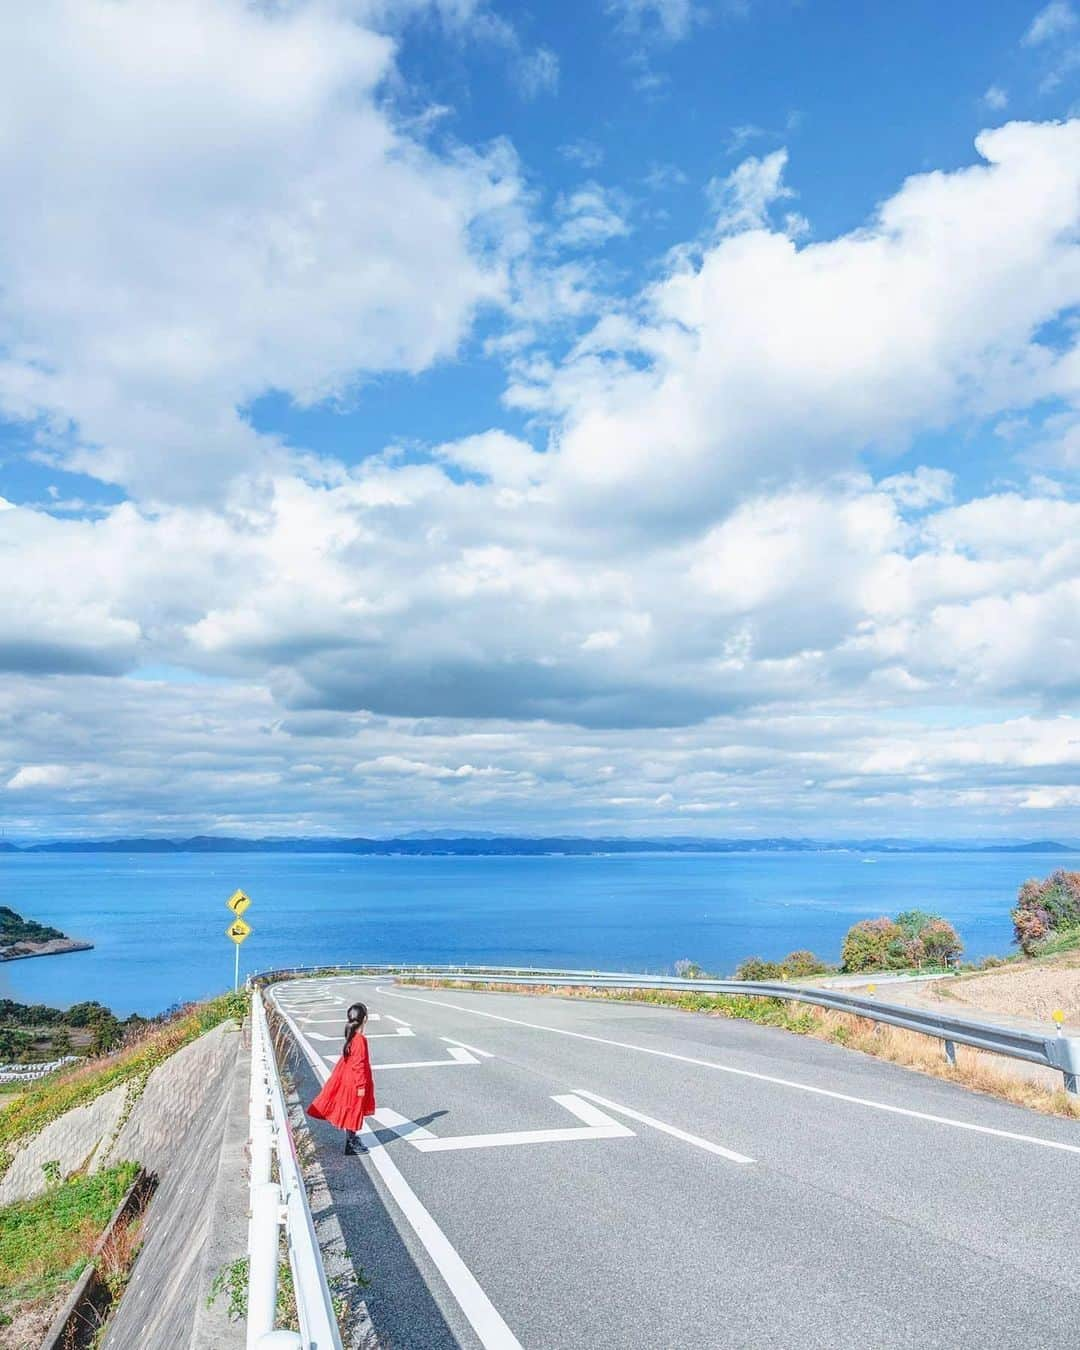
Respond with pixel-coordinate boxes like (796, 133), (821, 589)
(306, 1028), (414, 1041)
(370, 1094), (634, 1152)
(372, 1046), (480, 1069)
(573, 1089), (753, 1163)
(441, 1037), (494, 1059)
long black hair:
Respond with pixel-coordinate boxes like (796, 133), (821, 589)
(344, 1002), (367, 1052)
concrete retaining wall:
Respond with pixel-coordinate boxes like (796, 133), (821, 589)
(0, 1018), (248, 1348)
(102, 1023), (247, 1350)
(0, 1083), (127, 1206)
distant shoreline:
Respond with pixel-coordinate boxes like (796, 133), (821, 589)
(1, 835), (1075, 857)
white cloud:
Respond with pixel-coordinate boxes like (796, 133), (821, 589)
(559, 140), (605, 170)
(518, 46), (560, 98)
(1023, 1), (1077, 45)
(0, 0), (523, 503)
(553, 183), (632, 248)
(705, 150), (795, 233)
(606, 0), (701, 41)
(7, 765), (73, 791)
(511, 121), (1080, 530)
(983, 84), (1009, 110)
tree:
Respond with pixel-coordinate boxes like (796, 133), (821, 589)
(840, 918), (906, 973)
(1012, 871), (1080, 954)
(735, 957), (785, 981)
(781, 950), (830, 979)
(919, 918), (962, 967)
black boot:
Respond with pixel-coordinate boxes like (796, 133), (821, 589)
(344, 1131), (357, 1156)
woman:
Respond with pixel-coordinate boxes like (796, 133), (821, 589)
(307, 1001), (377, 1155)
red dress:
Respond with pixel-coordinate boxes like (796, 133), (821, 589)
(307, 1033), (376, 1131)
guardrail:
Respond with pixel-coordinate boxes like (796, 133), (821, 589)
(252, 963), (1079, 1094)
(248, 985), (343, 1350)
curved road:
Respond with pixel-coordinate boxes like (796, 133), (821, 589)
(274, 976), (1080, 1350)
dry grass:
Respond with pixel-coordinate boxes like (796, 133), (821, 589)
(404, 979), (1080, 1122)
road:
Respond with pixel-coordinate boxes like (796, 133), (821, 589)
(273, 975), (1080, 1350)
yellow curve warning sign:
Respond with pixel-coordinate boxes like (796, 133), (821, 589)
(226, 889), (251, 917)
(226, 918), (252, 944)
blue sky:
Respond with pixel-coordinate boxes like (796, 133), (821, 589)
(0, 0), (1078, 839)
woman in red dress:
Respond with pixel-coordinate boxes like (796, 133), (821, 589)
(307, 1002), (377, 1155)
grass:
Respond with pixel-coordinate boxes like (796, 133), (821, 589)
(1029, 927), (1080, 959)
(404, 980), (1080, 1122)
(0, 990), (248, 1182)
(0, 1161), (139, 1309)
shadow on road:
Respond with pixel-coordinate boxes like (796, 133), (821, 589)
(288, 1047), (466, 1350)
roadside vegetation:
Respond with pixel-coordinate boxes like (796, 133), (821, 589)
(1012, 870), (1080, 956)
(0, 991), (248, 1184)
(0, 999), (149, 1065)
(0, 1160), (140, 1343)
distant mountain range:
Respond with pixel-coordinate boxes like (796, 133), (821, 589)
(1, 835), (1076, 855)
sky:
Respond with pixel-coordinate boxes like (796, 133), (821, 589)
(1, 0), (1080, 841)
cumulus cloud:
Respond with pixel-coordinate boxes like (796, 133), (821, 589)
(511, 121), (1080, 530)
(0, 0), (523, 503)
(2, 13), (1080, 844)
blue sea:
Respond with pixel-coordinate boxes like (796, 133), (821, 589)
(0, 851), (1075, 1017)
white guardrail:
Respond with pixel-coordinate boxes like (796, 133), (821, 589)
(247, 986), (343, 1350)
(252, 963), (1080, 1095)
(244, 960), (1080, 1345)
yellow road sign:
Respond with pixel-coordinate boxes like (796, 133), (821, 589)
(226, 918), (252, 944)
(226, 889), (251, 916)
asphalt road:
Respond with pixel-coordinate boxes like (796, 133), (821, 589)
(274, 976), (1080, 1350)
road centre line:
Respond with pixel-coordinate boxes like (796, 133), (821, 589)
(573, 1089), (753, 1163)
(441, 1037), (494, 1059)
(377, 987), (1080, 1157)
(273, 996), (524, 1350)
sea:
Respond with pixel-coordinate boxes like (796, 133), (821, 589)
(0, 850), (1075, 1017)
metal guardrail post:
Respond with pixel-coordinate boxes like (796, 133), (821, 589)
(247, 1181), (283, 1350)
(247, 986), (344, 1350)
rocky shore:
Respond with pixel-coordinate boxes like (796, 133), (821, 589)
(0, 936), (94, 962)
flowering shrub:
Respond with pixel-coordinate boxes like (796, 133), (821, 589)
(1012, 870), (1080, 954)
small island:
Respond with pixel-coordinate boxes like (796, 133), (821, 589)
(0, 905), (93, 962)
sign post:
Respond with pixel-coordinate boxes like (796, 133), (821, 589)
(226, 890), (252, 990)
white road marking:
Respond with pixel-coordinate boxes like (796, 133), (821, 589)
(274, 995), (524, 1350)
(384, 1014), (412, 1027)
(299, 1013), (382, 1025)
(378, 987), (1080, 1158)
(441, 1037), (494, 1059)
(371, 1096), (635, 1153)
(372, 1046), (480, 1070)
(573, 1089), (753, 1163)
(306, 1028), (415, 1042)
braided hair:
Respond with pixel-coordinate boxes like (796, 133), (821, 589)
(344, 1002), (367, 1053)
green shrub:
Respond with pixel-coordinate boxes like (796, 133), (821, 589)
(841, 913), (962, 973)
(780, 950), (832, 979)
(734, 957), (786, 981)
